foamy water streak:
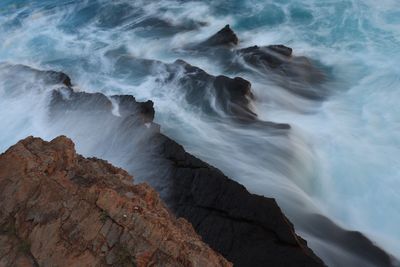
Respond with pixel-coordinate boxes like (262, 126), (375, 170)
(0, 0), (399, 265)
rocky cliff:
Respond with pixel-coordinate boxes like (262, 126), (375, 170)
(2, 61), (395, 266)
(0, 136), (231, 267)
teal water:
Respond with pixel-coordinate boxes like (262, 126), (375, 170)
(0, 1), (400, 265)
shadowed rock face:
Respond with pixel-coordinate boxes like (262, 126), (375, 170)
(0, 136), (231, 267)
(148, 134), (325, 267)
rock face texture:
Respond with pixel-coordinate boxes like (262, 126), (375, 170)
(0, 136), (231, 267)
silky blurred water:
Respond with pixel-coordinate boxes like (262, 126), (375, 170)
(0, 0), (399, 265)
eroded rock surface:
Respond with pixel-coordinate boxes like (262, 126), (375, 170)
(0, 136), (231, 267)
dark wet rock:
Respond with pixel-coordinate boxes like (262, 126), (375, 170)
(237, 45), (328, 100)
(187, 26), (329, 100)
(167, 60), (259, 121)
(109, 56), (261, 122)
(200, 24), (238, 47)
(6, 60), (289, 128)
(213, 75), (256, 120)
(105, 50), (286, 124)
(238, 45), (325, 81)
(110, 95), (155, 123)
(164, 59), (289, 128)
(151, 134), (325, 267)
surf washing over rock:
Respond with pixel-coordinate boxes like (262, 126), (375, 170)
(0, 1), (400, 266)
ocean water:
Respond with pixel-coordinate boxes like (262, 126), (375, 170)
(0, 0), (399, 266)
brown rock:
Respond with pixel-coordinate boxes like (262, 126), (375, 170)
(0, 136), (231, 267)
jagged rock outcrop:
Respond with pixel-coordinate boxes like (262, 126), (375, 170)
(0, 136), (231, 267)
(166, 59), (259, 121)
(189, 26), (329, 100)
(110, 55), (262, 121)
(106, 54), (290, 126)
(199, 24), (238, 47)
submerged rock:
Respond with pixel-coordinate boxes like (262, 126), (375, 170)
(0, 136), (231, 267)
